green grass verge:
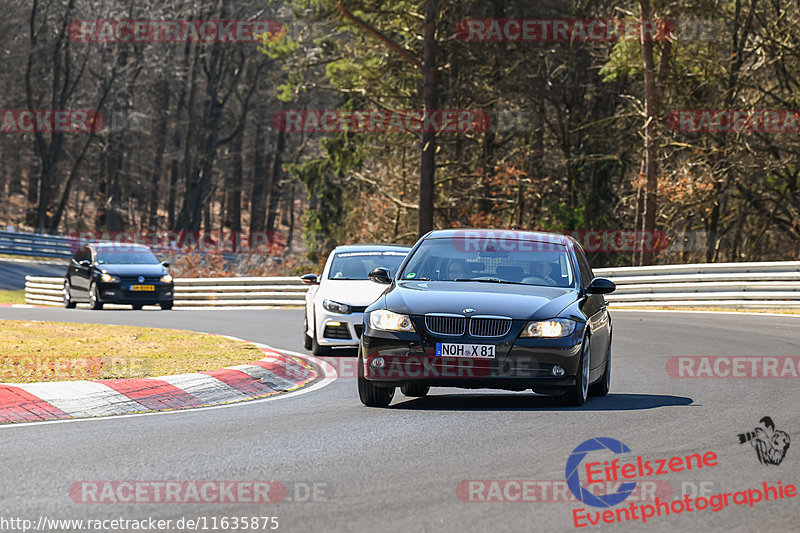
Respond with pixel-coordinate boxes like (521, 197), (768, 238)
(0, 290), (27, 304)
(0, 319), (265, 383)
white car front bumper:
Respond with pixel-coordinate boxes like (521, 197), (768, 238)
(315, 310), (365, 347)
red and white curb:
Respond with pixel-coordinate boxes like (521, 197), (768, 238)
(0, 340), (321, 424)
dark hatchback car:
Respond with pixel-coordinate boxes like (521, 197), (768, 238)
(358, 229), (615, 407)
(64, 242), (174, 310)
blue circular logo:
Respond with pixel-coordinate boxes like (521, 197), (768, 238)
(565, 437), (637, 508)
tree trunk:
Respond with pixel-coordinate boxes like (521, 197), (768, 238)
(149, 78), (170, 230)
(639, 0), (659, 265)
(418, 0), (437, 237)
(250, 118), (268, 233)
(225, 119), (245, 232)
(266, 129), (286, 235)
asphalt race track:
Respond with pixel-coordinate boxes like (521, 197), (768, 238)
(0, 306), (798, 533)
(0, 259), (67, 290)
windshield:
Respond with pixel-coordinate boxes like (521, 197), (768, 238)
(400, 238), (575, 288)
(328, 250), (407, 280)
(95, 249), (160, 265)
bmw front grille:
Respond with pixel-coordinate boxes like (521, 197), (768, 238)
(425, 314), (512, 337)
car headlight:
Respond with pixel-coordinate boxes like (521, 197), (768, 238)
(369, 310), (415, 332)
(100, 273), (120, 283)
(323, 299), (351, 314)
(520, 318), (577, 338)
(160, 274), (173, 283)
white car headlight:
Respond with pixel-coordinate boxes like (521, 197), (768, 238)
(160, 274), (173, 283)
(520, 318), (577, 338)
(100, 272), (120, 283)
(323, 299), (351, 314)
(369, 310), (415, 332)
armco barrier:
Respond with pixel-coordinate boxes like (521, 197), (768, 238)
(23, 261), (800, 308)
(25, 276), (307, 308)
(0, 231), (73, 259)
(594, 261), (800, 308)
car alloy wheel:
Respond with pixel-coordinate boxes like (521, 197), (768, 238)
(357, 346), (395, 407)
(89, 282), (103, 310)
(63, 282), (76, 309)
(562, 335), (590, 406)
(589, 344), (611, 397)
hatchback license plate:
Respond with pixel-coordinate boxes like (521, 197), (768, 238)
(130, 285), (154, 292)
(435, 343), (495, 358)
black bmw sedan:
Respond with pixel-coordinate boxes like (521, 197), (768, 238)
(64, 242), (174, 310)
(358, 229), (615, 407)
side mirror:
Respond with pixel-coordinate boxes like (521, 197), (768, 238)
(79, 259), (91, 267)
(368, 267), (392, 285)
(586, 277), (616, 294)
(300, 273), (319, 285)
(161, 261), (170, 268)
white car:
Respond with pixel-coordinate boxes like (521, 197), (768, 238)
(301, 244), (410, 355)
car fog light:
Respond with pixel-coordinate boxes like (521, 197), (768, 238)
(370, 357), (385, 369)
(552, 365), (565, 377)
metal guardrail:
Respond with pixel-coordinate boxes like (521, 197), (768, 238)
(0, 230), (241, 262)
(0, 231), (74, 259)
(22, 261), (800, 309)
(24, 276), (307, 308)
(594, 261), (800, 308)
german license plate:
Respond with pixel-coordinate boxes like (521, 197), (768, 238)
(435, 343), (495, 358)
(130, 285), (155, 292)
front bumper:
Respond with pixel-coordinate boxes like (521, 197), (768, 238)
(360, 321), (584, 394)
(315, 311), (366, 347)
(97, 281), (174, 304)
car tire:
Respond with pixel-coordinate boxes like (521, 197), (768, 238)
(63, 281), (76, 309)
(160, 302), (173, 310)
(589, 344), (611, 397)
(303, 315), (313, 350)
(400, 383), (430, 397)
(311, 318), (332, 356)
(132, 304), (144, 310)
(561, 335), (590, 406)
(358, 346), (394, 407)
(89, 282), (103, 310)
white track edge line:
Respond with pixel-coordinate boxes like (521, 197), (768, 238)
(0, 343), (337, 429)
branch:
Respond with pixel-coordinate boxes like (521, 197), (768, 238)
(348, 171), (418, 209)
(337, 1), (422, 70)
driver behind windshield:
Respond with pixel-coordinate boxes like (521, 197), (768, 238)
(530, 260), (557, 286)
(446, 259), (470, 280)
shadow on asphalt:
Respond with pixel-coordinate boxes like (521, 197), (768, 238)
(390, 393), (693, 411)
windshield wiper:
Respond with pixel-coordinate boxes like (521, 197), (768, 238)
(453, 278), (525, 285)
